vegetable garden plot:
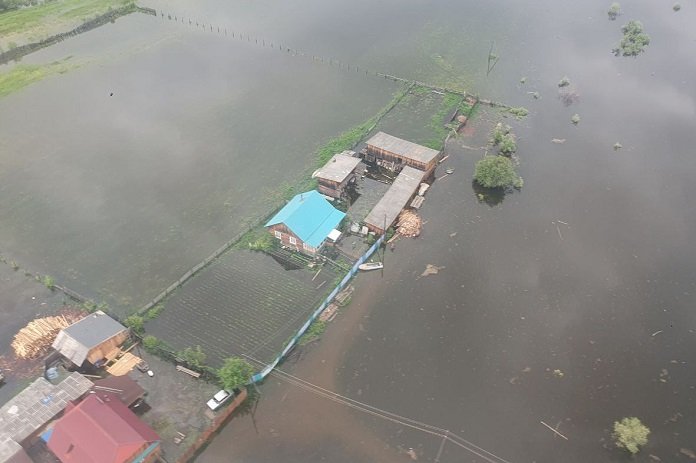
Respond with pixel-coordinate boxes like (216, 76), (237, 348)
(146, 249), (339, 367)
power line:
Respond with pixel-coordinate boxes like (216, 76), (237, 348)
(243, 355), (512, 463)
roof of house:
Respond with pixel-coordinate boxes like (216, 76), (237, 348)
(364, 166), (425, 231)
(366, 132), (440, 165)
(92, 375), (145, 407)
(0, 373), (92, 463)
(265, 190), (346, 248)
(48, 392), (159, 463)
(52, 311), (127, 365)
(312, 152), (361, 184)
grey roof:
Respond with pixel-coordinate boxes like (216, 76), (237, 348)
(364, 166), (424, 231)
(312, 152), (361, 183)
(0, 373), (92, 462)
(52, 311), (127, 365)
(366, 132), (440, 164)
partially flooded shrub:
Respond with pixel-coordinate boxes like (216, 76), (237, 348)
(608, 2), (621, 20)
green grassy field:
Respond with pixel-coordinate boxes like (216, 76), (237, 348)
(0, 0), (132, 43)
(0, 60), (78, 98)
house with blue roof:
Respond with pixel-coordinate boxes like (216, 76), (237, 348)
(265, 190), (346, 255)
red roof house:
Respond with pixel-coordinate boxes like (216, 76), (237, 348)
(47, 392), (160, 463)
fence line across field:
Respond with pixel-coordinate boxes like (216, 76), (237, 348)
(154, 10), (512, 109)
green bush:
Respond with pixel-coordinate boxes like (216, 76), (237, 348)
(142, 335), (161, 353)
(616, 20), (650, 56)
(608, 2), (621, 20)
(218, 357), (255, 390)
(299, 320), (327, 345)
(41, 275), (55, 289)
(124, 314), (144, 335)
(613, 417), (650, 454)
(177, 346), (206, 369)
(145, 304), (164, 321)
(473, 155), (523, 189)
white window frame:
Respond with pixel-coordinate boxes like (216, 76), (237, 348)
(289, 236), (297, 245)
(274, 230), (282, 239)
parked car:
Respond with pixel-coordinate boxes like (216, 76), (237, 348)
(206, 389), (234, 410)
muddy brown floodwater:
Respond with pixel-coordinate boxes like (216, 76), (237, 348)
(197, 0), (696, 461)
(1, 0), (695, 460)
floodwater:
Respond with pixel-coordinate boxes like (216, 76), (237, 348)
(0, 11), (398, 312)
(197, 0), (696, 462)
(1, 0), (695, 460)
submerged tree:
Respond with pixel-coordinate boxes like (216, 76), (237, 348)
(608, 2), (621, 20)
(612, 417), (650, 454)
(473, 155), (523, 189)
(218, 357), (255, 390)
(614, 20), (651, 56)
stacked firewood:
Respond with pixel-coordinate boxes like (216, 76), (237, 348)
(11, 313), (80, 359)
(396, 210), (422, 238)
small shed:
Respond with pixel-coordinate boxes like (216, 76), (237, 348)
(312, 151), (361, 199)
(92, 375), (146, 408)
(365, 132), (441, 175)
(52, 311), (128, 368)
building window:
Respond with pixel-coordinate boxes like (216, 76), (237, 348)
(274, 230), (282, 239)
(289, 236), (297, 245)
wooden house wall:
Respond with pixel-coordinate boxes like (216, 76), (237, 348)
(366, 145), (438, 173)
(267, 223), (319, 255)
(85, 330), (129, 365)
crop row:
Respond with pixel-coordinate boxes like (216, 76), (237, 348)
(147, 250), (340, 366)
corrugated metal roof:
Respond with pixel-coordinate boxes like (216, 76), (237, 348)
(312, 153), (361, 183)
(364, 166), (424, 231)
(52, 311), (127, 365)
(0, 372), (92, 462)
(48, 392), (159, 463)
(366, 132), (440, 164)
(265, 190), (346, 248)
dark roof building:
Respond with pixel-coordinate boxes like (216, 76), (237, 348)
(52, 311), (128, 367)
(312, 151), (361, 199)
(364, 166), (425, 234)
(47, 392), (160, 463)
(92, 375), (145, 408)
(0, 373), (92, 463)
(365, 132), (441, 174)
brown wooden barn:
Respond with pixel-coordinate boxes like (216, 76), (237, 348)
(364, 166), (425, 234)
(312, 151), (361, 199)
(52, 311), (129, 368)
(365, 132), (441, 175)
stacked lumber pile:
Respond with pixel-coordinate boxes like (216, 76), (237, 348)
(11, 313), (81, 359)
(396, 210), (422, 238)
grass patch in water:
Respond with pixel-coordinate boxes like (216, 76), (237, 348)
(0, 59), (78, 98)
(424, 92), (462, 150)
(0, 0), (133, 38)
(316, 84), (411, 166)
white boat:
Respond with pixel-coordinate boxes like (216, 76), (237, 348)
(445, 168), (455, 174)
(359, 262), (383, 271)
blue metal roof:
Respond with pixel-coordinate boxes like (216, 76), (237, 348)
(265, 190), (345, 248)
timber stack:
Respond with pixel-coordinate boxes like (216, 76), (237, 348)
(11, 314), (81, 359)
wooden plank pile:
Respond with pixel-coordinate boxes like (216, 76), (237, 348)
(11, 314), (81, 359)
(396, 210), (422, 238)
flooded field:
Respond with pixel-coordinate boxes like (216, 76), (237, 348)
(0, 12), (399, 314)
(196, 0), (696, 462)
(1, 0), (695, 460)
(146, 249), (340, 367)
